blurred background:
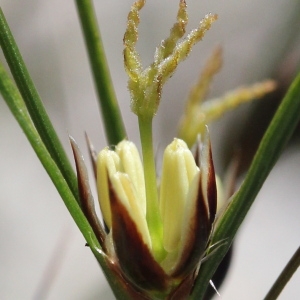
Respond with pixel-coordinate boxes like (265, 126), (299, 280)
(0, 0), (299, 299)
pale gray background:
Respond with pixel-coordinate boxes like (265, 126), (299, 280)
(0, 0), (299, 299)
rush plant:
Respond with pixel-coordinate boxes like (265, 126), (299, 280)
(0, 0), (299, 299)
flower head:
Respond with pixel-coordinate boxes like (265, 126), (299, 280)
(95, 128), (217, 296)
(69, 1), (276, 298)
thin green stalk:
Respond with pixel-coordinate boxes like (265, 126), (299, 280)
(0, 60), (133, 300)
(0, 60), (99, 257)
(75, 0), (126, 145)
(264, 246), (300, 300)
(138, 116), (164, 261)
(0, 9), (79, 202)
(191, 72), (300, 299)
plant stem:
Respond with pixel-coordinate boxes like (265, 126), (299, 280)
(0, 59), (134, 300)
(0, 60), (100, 257)
(191, 72), (300, 299)
(0, 9), (79, 202)
(75, 0), (126, 145)
(138, 116), (164, 261)
(264, 246), (300, 300)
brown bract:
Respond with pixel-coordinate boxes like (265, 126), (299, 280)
(172, 135), (217, 278)
(109, 178), (169, 292)
(70, 136), (107, 250)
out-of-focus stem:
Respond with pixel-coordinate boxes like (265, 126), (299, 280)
(264, 246), (300, 300)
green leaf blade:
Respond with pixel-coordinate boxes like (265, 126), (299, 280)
(0, 58), (136, 300)
(191, 72), (300, 299)
(0, 8), (79, 202)
(0, 60), (98, 251)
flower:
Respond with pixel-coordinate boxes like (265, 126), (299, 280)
(123, 0), (217, 120)
(95, 127), (217, 297)
(69, 1), (277, 298)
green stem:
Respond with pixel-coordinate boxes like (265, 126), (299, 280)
(0, 60), (100, 258)
(0, 58), (134, 300)
(75, 0), (126, 145)
(0, 8), (79, 202)
(264, 246), (300, 300)
(138, 116), (164, 261)
(191, 72), (300, 299)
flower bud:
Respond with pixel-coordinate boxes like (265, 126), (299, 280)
(160, 138), (199, 252)
(94, 130), (217, 295)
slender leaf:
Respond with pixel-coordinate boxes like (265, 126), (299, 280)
(0, 8), (79, 202)
(0, 61), (99, 254)
(264, 246), (300, 300)
(75, 0), (126, 145)
(191, 72), (300, 299)
(0, 61), (133, 300)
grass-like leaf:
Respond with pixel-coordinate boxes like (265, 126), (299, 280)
(75, 0), (126, 145)
(191, 72), (300, 299)
(0, 5), (136, 298)
(264, 246), (300, 300)
(0, 60), (100, 256)
(0, 60), (134, 300)
(0, 8), (79, 202)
